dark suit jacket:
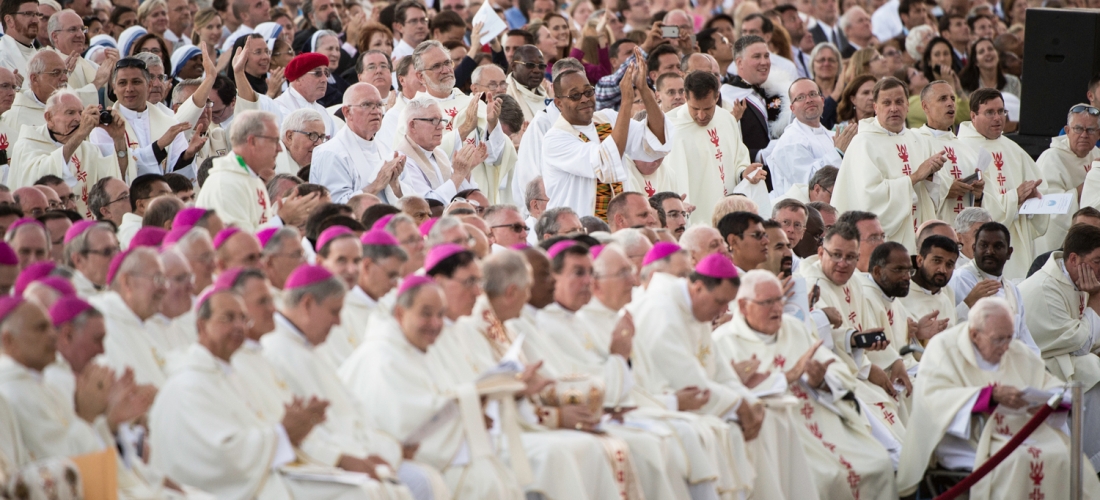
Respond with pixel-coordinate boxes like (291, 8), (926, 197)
(810, 23), (850, 55)
(739, 104), (775, 191)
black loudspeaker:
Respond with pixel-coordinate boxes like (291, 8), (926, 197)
(1018, 8), (1100, 137)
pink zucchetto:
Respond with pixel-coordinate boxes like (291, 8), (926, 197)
(644, 242), (682, 267)
(256, 227), (280, 248)
(546, 240), (580, 259)
(0, 297), (25, 324)
(371, 214), (395, 231)
(0, 242), (17, 266)
(510, 243), (528, 250)
(194, 285), (234, 312)
(589, 245), (605, 259)
(163, 226), (191, 245)
(213, 267), (246, 289)
(106, 248), (137, 285)
(8, 218), (44, 235)
(173, 207), (209, 229)
(37, 277), (76, 298)
(49, 296), (94, 326)
(418, 218), (438, 236)
(424, 243), (466, 273)
(694, 253), (739, 280)
(130, 227), (168, 249)
(14, 262), (56, 296)
(360, 230), (399, 246)
(212, 227), (242, 249)
(64, 220), (99, 244)
(397, 275), (435, 297)
(284, 264), (335, 290)
(316, 226), (354, 252)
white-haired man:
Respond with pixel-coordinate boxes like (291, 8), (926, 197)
(897, 297), (1100, 497)
(713, 269), (897, 498)
(951, 207), (993, 269)
(1037, 103), (1100, 255)
(523, 177), (546, 245)
(10, 90), (128, 218)
(2, 50), (75, 140)
(276, 108), (327, 176)
(310, 82), (409, 204)
(195, 110), (283, 230)
(396, 98), (488, 204)
(47, 10), (117, 101)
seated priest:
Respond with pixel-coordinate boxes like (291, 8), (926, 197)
(897, 297), (1100, 498)
(712, 270), (898, 499)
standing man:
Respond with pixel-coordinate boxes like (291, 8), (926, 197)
(0, 0), (41, 76)
(505, 45), (550, 121)
(833, 77), (946, 251)
(162, 0), (191, 50)
(767, 78), (848, 198)
(391, 0), (429, 62)
(913, 80), (985, 227)
(809, 0), (850, 54)
(957, 88), (1048, 279)
(1036, 103), (1100, 255)
(720, 35), (790, 167)
(665, 71), (753, 226)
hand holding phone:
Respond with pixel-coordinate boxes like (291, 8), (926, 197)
(851, 329), (888, 349)
(661, 25), (680, 38)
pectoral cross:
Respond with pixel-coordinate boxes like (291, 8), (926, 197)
(696, 344), (711, 364)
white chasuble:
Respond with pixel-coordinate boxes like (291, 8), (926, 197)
(957, 122), (1050, 280)
(9, 123), (126, 219)
(1035, 135), (1100, 255)
(712, 315), (897, 500)
(339, 313), (521, 500)
(0, 356), (105, 462)
(542, 110), (671, 219)
(897, 281), (957, 332)
(314, 286), (383, 372)
(628, 273), (820, 500)
(430, 304), (640, 500)
(90, 292), (169, 388)
(834, 117), (944, 252)
(504, 75), (548, 121)
(896, 324), (1100, 499)
(662, 105), (752, 226)
(913, 125), (980, 227)
(195, 155), (274, 231)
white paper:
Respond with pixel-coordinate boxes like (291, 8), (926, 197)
(751, 372), (789, 398)
(1019, 192), (1073, 215)
(1021, 386), (1061, 408)
(975, 147), (992, 173)
(472, 0), (507, 46)
(281, 464), (373, 485)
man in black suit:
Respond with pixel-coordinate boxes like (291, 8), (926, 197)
(722, 35), (779, 190)
(809, 0), (850, 55)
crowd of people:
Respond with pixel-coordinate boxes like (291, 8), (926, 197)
(0, 0), (1098, 496)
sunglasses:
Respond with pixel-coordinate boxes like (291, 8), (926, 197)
(1070, 104), (1100, 116)
(115, 58), (148, 70)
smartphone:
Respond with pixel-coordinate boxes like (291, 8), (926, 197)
(962, 171), (981, 184)
(661, 25), (680, 38)
(852, 330), (888, 349)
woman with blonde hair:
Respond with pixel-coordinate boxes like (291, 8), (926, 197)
(847, 47), (889, 79)
(137, 0), (169, 38)
(191, 8), (222, 48)
(542, 12), (574, 62)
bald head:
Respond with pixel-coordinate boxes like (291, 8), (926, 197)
(13, 187), (48, 218)
(684, 53), (720, 77)
(28, 50), (66, 102)
(680, 226), (725, 265)
(343, 83), (384, 139)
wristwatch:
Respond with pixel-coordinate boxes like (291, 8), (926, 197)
(116, 149), (127, 159)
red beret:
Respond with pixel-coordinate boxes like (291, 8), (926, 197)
(284, 53), (330, 82)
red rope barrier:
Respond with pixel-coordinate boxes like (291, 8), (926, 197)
(934, 402), (1057, 500)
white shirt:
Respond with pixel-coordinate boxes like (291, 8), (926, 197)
(273, 86), (339, 136)
(948, 263), (1041, 356)
(871, 0), (904, 42)
(766, 119), (842, 198)
(392, 39), (416, 61)
(402, 143), (477, 204)
(309, 126), (406, 204)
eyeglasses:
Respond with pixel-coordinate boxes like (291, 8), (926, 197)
(492, 223), (527, 233)
(1070, 104), (1100, 116)
(823, 248), (859, 264)
(306, 68), (332, 78)
(213, 311), (254, 328)
(412, 117), (450, 127)
(348, 101), (386, 112)
(864, 234), (885, 244)
(107, 193), (130, 205)
(595, 268), (634, 280)
(292, 130), (330, 142)
(38, 69), (73, 78)
(271, 250), (306, 261)
(399, 236), (424, 246)
(140, 47), (163, 55)
(424, 60), (454, 73)
(59, 26), (88, 35)
(83, 246), (120, 258)
(149, 74), (172, 83)
(792, 91), (822, 103)
(665, 209), (686, 219)
(885, 265), (916, 277)
(133, 273), (168, 287)
(980, 108), (1007, 117)
(404, 16), (429, 25)
(516, 61), (548, 71)
(0, 83), (18, 92)
(363, 63), (391, 72)
(562, 87), (596, 102)
(1070, 125), (1100, 135)
(14, 10), (46, 19)
(750, 296), (784, 308)
(742, 230), (767, 241)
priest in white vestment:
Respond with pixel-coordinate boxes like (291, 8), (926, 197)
(9, 91), (128, 219)
(1019, 223), (1100, 469)
(1035, 105), (1100, 255)
(340, 276), (527, 500)
(713, 270), (897, 499)
(630, 253), (821, 499)
(0, 2), (39, 76)
(664, 71), (753, 226)
(194, 111), (280, 230)
(957, 89), (1050, 280)
(505, 47), (551, 121)
(542, 64), (670, 221)
(912, 81), (986, 227)
(833, 78), (948, 251)
(766, 79), (844, 200)
(260, 264), (448, 499)
(897, 298), (1100, 499)
(899, 235), (959, 333)
(395, 99), (484, 205)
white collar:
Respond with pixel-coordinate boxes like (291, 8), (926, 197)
(1057, 257), (1081, 292)
(345, 125), (379, 149)
(926, 126), (955, 138)
(118, 104), (149, 120)
(972, 344), (1000, 371)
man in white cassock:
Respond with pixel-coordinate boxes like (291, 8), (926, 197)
(9, 91), (127, 219)
(395, 99), (485, 205)
(340, 276), (527, 500)
(664, 71), (754, 226)
(948, 222), (1040, 354)
(799, 223), (909, 448)
(420, 244), (644, 500)
(310, 83), (409, 205)
(833, 77), (948, 251)
(713, 270), (897, 499)
(542, 60), (670, 221)
(260, 264), (449, 500)
(218, 268), (418, 500)
(897, 297), (1100, 499)
(90, 247), (173, 387)
(150, 287), (394, 500)
(316, 231), (407, 369)
(629, 252), (820, 499)
(766, 79), (846, 200)
(912, 81), (987, 227)
(530, 244), (714, 500)
(576, 244), (753, 499)
(1035, 103), (1100, 255)
(1019, 223), (1100, 470)
(957, 88), (1048, 280)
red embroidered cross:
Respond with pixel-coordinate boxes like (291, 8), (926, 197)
(773, 354), (786, 369)
(950, 164), (963, 179)
(644, 180), (655, 196)
(954, 202), (965, 213)
(800, 402), (814, 419)
(791, 385), (808, 400)
(902, 163), (912, 176)
(1030, 488), (1045, 500)
(848, 311), (857, 323)
(846, 469), (861, 491)
(1029, 461), (1045, 485)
